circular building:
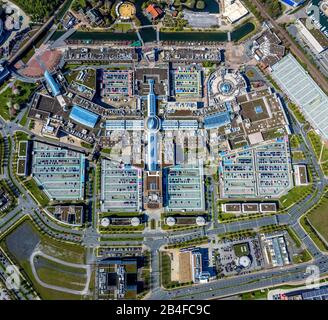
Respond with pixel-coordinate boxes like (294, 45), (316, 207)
(131, 217), (140, 227)
(116, 1), (136, 20)
(166, 216), (176, 227)
(208, 68), (247, 104)
(238, 255), (251, 268)
(196, 216), (206, 226)
(146, 115), (161, 132)
(218, 80), (234, 96)
(100, 217), (110, 227)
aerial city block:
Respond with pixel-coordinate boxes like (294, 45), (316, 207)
(1, 0), (328, 304)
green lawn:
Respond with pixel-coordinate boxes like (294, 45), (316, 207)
(166, 237), (208, 249)
(233, 243), (250, 257)
(100, 212), (141, 217)
(66, 69), (96, 90)
(18, 141), (28, 157)
(308, 130), (322, 160)
(160, 252), (178, 289)
(19, 109), (29, 127)
(36, 265), (86, 292)
(101, 148), (112, 154)
(241, 289), (268, 300)
(292, 250), (312, 264)
(307, 192), (328, 244)
(81, 141), (93, 149)
(0, 88), (12, 120)
(0, 133), (4, 175)
(15, 131), (29, 142)
(279, 185), (313, 210)
(286, 227), (302, 248)
(292, 151), (305, 161)
(112, 23), (133, 33)
(300, 215), (328, 252)
(289, 134), (301, 149)
(23, 178), (49, 207)
(0, 82), (37, 121)
(289, 103), (306, 124)
(307, 130), (328, 175)
(1, 218), (86, 299)
(21, 47), (36, 64)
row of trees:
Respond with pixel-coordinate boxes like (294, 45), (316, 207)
(260, 0), (283, 19)
(14, 0), (63, 22)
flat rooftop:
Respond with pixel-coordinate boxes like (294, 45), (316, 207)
(271, 54), (328, 140)
(69, 105), (99, 128)
(100, 159), (143, 212)
(172, 66), (202, 98)
(219, 138), (293, 198)
(163, 163), (205, 212)
(31, 141), (85, 200)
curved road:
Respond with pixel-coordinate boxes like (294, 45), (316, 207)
(30, 250), (91, 296)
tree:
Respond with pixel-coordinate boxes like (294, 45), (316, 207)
(196, 0), (205, 10)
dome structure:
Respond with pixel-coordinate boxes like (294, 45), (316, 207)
(146, 116), (160, 132)
(196, 216), (206, 226)
(166, 216), (176, 227)
(101, 217), (110, 227)
(131, 217), (140, 227)
(219, 80), (234, 95)
(238, 255), (251, 268)
(219, 82), (232, 94)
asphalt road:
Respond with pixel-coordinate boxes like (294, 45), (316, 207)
(0, 86), (328, 300)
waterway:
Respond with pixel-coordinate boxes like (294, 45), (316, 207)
(50, 21), (255, 43)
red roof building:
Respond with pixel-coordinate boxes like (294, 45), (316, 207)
(146, 4), (163, 20)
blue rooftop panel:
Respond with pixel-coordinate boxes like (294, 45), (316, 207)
(204, 111), (231, 129)
(280, 0), (305, 7)
(69, 105), (99, 128)
(44, 70), (61, 97)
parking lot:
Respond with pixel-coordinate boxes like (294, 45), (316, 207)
(214, 236), (264, 277)
(172, 66), (202, 98)
(31, 141), (85, 201)
(64, 47), (138, 63)
(100, 159), (143, 212)
(100, 69), (133, 98)
(163, 164), (205, 211)
(183, 11), (219, 29)
(219, 139), (293, 198)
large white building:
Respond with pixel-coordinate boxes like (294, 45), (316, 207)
(296, 19), (328, 54)
(222, 0), (249, 24)
(271, 54), (328, 140)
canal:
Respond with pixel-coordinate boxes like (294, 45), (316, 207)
(50, 21), (255, 43)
